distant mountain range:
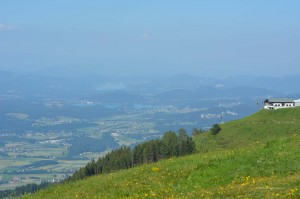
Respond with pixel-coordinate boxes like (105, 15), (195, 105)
(0, 70), (298, 102)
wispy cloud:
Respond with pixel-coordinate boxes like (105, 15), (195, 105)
(0, 23), (18, 31)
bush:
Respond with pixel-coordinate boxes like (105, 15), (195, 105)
(210, 124), (221, 135)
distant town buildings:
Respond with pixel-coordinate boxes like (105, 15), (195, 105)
(264, 98), (300, 110)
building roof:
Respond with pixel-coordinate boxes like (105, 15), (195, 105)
(265, 98), (294, 103)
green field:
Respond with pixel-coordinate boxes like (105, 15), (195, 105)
(194, 108), (300, 152)
(22, 108), (300, 198)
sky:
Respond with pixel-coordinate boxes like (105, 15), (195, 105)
(0, 1), (300, 77)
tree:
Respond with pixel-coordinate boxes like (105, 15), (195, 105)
(161, 131), (178, 158)
(192, 128), (205, 136)
(178, 129), (189, 155)
(133, 144), (144, 166)
(85, 159), (96, 176)
(210, 124), (221, 135)
(178, 128), (196, 155)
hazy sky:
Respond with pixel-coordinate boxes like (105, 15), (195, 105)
(0, 1), (299, 77)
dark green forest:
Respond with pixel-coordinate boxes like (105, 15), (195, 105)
(68, 128), (195, 181)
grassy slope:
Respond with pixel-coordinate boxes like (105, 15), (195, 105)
(194, 108), (300, 152)
(23, 109), (300, 198)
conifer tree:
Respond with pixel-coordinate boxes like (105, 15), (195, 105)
(161, 131), (178, 158)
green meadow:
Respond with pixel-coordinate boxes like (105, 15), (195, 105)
(22, 108), (300, 198)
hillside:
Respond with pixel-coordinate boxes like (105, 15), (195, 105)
(194, 108), (300, 152)
(22, 109), (300, 198)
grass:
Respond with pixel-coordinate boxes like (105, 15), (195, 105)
(194, 108), (300, 152)
(22, 108), (300, 198)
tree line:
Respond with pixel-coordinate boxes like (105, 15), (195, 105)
(68, 128), (196, 181)
(0, 182), (51, 198)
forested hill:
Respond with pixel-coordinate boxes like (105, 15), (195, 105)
(68, 129), (196, 181)
(23, 108), (300, 198)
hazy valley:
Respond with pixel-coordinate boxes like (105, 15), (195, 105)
(0, 70), (299, 190)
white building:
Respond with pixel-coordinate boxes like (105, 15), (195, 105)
(294, 99), (300, 107)
(264, 98), (295, 110)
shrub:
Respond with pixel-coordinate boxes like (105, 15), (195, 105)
(210, 124), (221, 135)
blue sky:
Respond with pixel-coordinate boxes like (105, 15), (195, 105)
(0, 1), (299, 77)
